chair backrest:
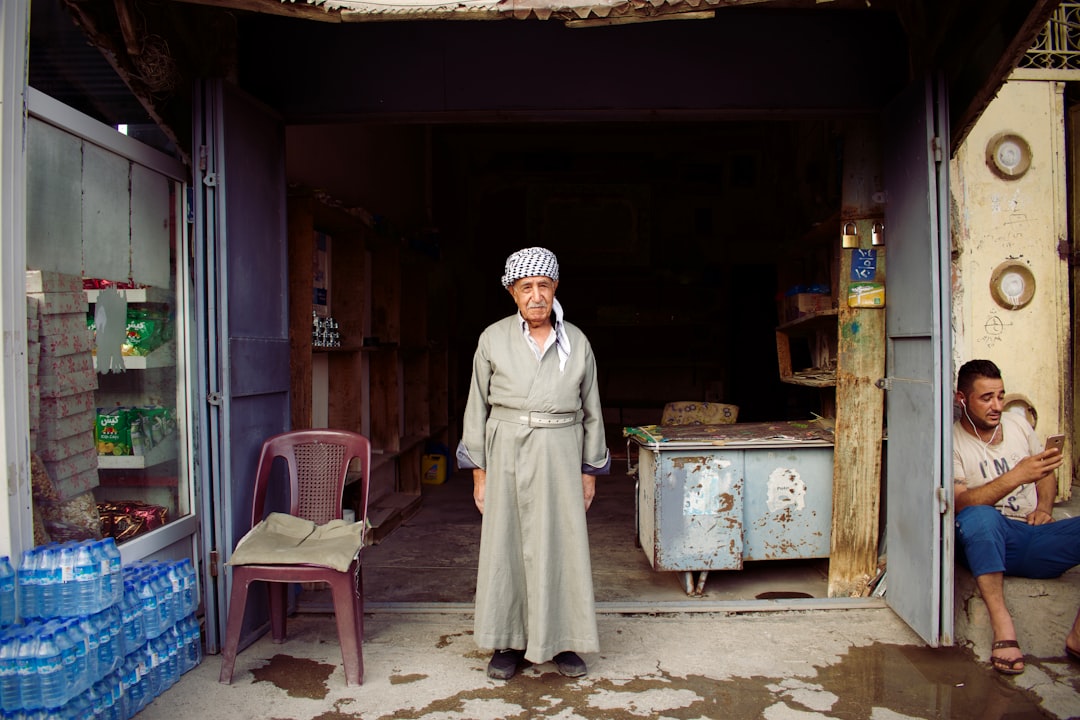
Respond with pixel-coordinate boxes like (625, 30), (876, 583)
(250, 429), (372, 531)
(661, 401), (739, 426)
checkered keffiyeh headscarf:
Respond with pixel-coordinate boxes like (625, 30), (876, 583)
(501, 247), (560, 288)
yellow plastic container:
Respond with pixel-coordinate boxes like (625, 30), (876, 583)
(421, 454), (448, 484)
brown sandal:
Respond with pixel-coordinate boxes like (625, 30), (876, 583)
(990, 639), (1025, 675)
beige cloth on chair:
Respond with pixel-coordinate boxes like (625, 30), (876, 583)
(226, 512), (365, 572)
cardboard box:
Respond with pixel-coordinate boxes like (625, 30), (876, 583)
(27, 291), (88, 316)
(39, 408), (96, 443)
(26, 296), (39, 334)
(25, 270), (83, 294)
(37, 429), (96, 463)
(49, 467), (99, 504)
(785, 293), (833, 322)
(39, 365), (98, 398)
(40, 391), (96, 419)
(43, 445), (98, 480)
(37, 330), (94, 358)
(38, 352), (94, 377)
(38, 312), (92, 339)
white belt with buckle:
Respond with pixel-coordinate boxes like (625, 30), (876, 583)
(490, 406), (583, 428)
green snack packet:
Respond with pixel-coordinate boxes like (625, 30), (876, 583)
(125, 309), (164, 356)
(96, 407), (133, 455)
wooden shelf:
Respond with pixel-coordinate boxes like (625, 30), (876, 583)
(85, 287), (172, 304)
(777, 308), (838, 332)
(776, 311), (838, 388)
(93, 342), (175, 371)
(288, 189), (449, 545)
(367, 491), (423, 543)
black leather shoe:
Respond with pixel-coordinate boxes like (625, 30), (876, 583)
(487, 649), (525, 680)
(553, 651), (587, 677)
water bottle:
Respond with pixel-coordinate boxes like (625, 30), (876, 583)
(89, 541), (108, 612)
(99, 540), (123, 608)
(120, 652), (144, 717)
(72, 543), (99, 615)
(67, 688), (92, 720)
(134, 571), (161, 641)
(75, 616), (99, 686)
(119, 581), (142, 656)
(48, 620), (76, 700)
(18, 549), (40, 621)
(15, 630), (40, 710)
(0, 557), (16, 628)
(176, 559), (197, 618)
(62, 618), (88, 699)
(140, 639), (159, 708)
(165, 627), (180, 689)
(150, 634), (170, 694)
(96, 607), (120, 677)
(37, 545), (61, 620)
(93, 677), (115, 720)
(55, 543), (77, 619)
(182, 615), (202, 675)
(150, 568), (174, 634)
(35, 630), (64, 710)
(101, 671), (124, 720)
(0, 628), (21, 711)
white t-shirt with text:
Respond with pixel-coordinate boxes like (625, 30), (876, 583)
(952, 411), (1041, 519)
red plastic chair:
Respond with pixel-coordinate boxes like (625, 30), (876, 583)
(218, 429), (371, 685)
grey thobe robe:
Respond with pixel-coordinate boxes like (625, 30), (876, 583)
(459, 314), (608, 664)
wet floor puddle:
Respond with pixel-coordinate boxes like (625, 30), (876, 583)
(251, 644), (1071, 719)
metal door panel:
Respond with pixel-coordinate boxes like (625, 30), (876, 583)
(194, 79), (289, 653)
(882, 75), (953, 647)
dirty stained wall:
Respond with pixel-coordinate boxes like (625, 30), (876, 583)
(950, 78), (1072, 498)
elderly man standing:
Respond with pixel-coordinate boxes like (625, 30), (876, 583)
(456, 246), (610, 681)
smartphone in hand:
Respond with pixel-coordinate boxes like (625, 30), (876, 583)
(1044, 433), (1066, 455)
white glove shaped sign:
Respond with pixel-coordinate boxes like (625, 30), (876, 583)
(94, 287), (128, 374)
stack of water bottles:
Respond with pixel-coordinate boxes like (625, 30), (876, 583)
(0, 541), (202, 719)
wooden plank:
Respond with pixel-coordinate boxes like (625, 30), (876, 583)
(326, 222), (367, 351)
(403, 352), (431, 438)
(327, 351), (363, 433)
(396, 444), (424, 496)
(828, 123), (886, 598)
(287, 195), (315, 430)
(429, 348), (449, 434)
(399, 257), (429, 347)
(371, 244), (401, 344)
(370, 350), (401, 452)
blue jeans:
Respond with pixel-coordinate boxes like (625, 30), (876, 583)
(955, 505), (1080, 579)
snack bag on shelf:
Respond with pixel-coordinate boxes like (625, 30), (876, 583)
(96, 407), (133, 455)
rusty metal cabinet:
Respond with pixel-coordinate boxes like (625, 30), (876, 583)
(632, 433), (834, 595)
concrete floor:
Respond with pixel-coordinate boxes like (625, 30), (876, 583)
(361, 469), (832, 608)
(140, 468), (1079, 719)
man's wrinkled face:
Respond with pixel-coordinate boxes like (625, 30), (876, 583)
(958, 376), (1005, 431)
(509, 275), (558, 327)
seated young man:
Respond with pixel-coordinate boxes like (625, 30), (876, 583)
(952, 359), (1080, 675)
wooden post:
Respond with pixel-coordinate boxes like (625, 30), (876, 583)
(287, 195), (315, 431)
(828, 122), (887, 598)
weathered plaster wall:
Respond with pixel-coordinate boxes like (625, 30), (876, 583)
(950, 79), (1072, 497)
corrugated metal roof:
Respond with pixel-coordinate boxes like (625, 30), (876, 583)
(261, 0), (819, 23)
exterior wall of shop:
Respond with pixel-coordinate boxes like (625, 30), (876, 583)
(0, 0), (33, 561)
(949, 78), (1073, 498)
